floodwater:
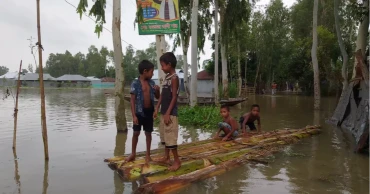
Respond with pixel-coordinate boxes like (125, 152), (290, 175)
(0, 88), (368, 194)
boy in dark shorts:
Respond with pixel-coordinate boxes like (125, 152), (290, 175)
(214, 105), (239, 141)
(126, 60), (160, 164)
(154, 52), (181, 171)
(239, 104), (262, 136)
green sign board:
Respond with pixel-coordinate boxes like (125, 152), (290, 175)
(136, 0), (180, 35)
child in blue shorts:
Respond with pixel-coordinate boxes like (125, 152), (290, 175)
(214, 105), (239, 141)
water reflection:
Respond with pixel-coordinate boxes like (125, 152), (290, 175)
(13, 150), (21, 194)
(114, 133), (127, 194)
(42, 161), (49, 194)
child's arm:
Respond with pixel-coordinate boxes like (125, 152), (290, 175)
(214, 128), (221, 139)
(164, 76), (179, 124)
(241, 114), (250, 135)
(130, 82), (138, 125)
(222, 119), (238, 141)
(154, 85), (160, 99)
(154, 93), (162, 119)
(257, 116), (261, 133)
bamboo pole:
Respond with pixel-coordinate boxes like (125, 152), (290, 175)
(36, 0), (49, 160)
(13, 60), (22, 151)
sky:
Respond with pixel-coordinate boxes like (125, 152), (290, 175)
(0, 0), (296, 73)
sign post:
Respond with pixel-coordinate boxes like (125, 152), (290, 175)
(136, 0), (181, 86)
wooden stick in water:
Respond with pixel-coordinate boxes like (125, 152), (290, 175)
(13, 60), (22, 151)
(36, 0), (49, 160)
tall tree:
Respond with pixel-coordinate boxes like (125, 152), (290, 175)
(0, 66), (9, 75)
(219, 1), (228, 98)
(77, 0), (128, 132)
(214, 0), (219, 103)
(112, 0), (127, 132)
(311, 0), (320, 109)
(190, 0), (199, 106)
(171, 0), (212, 99)
(334, 0), (349, 92)
(351, 0), (369, 78)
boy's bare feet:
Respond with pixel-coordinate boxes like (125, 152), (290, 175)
(125, 154), (136, 162)
(168, 160), (181, 171)
(155, 157), (171, 165)
(145, 155), (153, 165)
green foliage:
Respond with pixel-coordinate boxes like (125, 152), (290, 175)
(170, 0), (212, 54)
(77, 0), (107, 37)
(135, 4), (144, 26)
(0, 66), (9, 76)
(178, 106), (221, 130)
(205, 0), (360, 95)
(218, 82), (237, 98)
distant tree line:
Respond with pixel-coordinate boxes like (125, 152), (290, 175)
(43, 42), (185, 84)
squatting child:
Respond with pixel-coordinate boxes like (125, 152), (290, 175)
(214, 105), (239, 141)
(239, 104), (262, 135)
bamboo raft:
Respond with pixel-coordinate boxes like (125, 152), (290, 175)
(105, 125), (321, 194)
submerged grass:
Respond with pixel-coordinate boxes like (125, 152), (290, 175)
(178, 106), (221, 130)
(154, 106), (221, 130)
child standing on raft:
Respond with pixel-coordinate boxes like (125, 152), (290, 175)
(127, 60), (160, 164)
(214, 105), (239, 141)
(154, 52), (181, 171)
(239, 104), (262, 135)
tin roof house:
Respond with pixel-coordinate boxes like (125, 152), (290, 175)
(55, 74), (91, 88)
(19, 73), (56, 87)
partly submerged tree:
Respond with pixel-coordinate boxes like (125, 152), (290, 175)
(77, 0), (127, 132)
(334, 0), (349, 92)
(218, 0), (252, 98)
(311, 0), (320, 109)
(171, 0), (212, 100)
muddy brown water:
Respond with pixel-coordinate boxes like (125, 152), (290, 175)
(0, 88), (368, 194)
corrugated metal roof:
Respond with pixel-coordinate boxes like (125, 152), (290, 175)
(56, 74), (90, 81)
(20, 73), (55, 81)
(0, 72), (19, 79)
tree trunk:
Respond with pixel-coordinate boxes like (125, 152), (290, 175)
(214, 0), (219, 104)
(334, 0), (348, 92)
(155, 35), (166, 86)
(220, 5), (228, 99)
(181, 39), (189, 98)
(244, 56), (247, 87)
(113, 0), (128, 132)
(311, 0), (320, 110)
(237, 44), (242, 98)
(36, 0), (49, 160)
(254, 61), (260, 88)
(351, 0), (369, 79)
(190, 0), (199, 107)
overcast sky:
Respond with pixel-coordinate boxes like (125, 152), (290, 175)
(0, 0), (295, 72)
